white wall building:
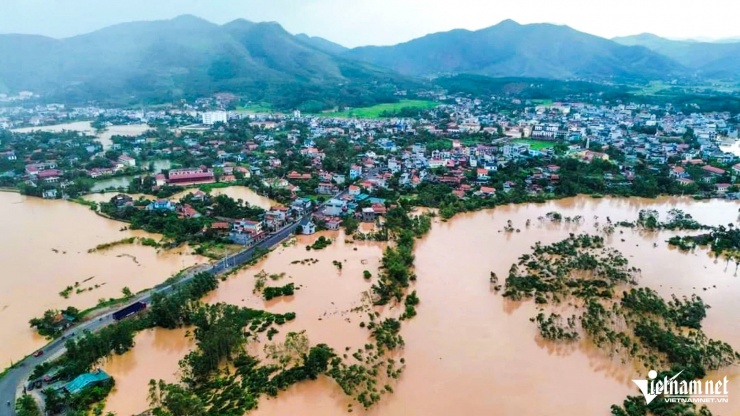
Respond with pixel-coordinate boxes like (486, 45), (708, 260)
(201, 111), (228, 126)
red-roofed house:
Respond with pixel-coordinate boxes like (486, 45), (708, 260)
(702, 165), (725, 175)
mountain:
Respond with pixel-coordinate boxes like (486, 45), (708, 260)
(294, 34), (348, 55)
(613, 34), (740, 79)
(0, 15), (407, 109)
(345, 20), (685, 81)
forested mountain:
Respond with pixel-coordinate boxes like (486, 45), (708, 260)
(0, 15), (406, 109)
(345, 20), (685, 81)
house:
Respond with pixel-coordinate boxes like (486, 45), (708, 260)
(267, 205), (289, 222)
(702, 165), (725, 176)
(348, 185), (361, 196)
(65, 370), (111, 396)
(42, 189), (58, 199)
(177, 204), (200, 218)
(1, 151), (16, 160)
(235, 219), (262, 234)
(154, 174), (167, 187)
(716, 183), (731, 194)
(323, 198), (347, 216)
(118, 155), (136, 167)
(503, 181), (516, 193)
(677, 178), (695, 186)
(146, 199), (176, 211)
(291, 197), (312, 215)
(325, 217), (342, 230)
(349, 165), (363, 180)
(479, 186), (496, 196)
(301, 221), (316, 235)
(669, 166), (688, 179)
(38, 169), (62, 183)
(287, 171), (312, 180)
(110, 193), (133, 208)
(317, 182), (336, 195)
(361, 207), (376, 222)
(371, 203), (387, 216)
(476, 168), (490, 181)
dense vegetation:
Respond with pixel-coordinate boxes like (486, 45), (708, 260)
(263, 283), (295, 300)
(28, 307), (82, 339)
(501, 234), (738, 415)
(15, 394), (42, 416)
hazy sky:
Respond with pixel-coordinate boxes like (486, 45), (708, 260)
(1, 0), (738, 47)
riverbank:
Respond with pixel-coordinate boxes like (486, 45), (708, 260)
(0, 192), (207, 366)
(100, 195), (740, 416)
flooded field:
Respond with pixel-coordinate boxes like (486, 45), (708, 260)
(12, 121), (150, 149)
(91, 176), (134, 192)
(53, 196), (740, 415)
(0, 192), (207, 366)
(169, 185), (276, 209)
(103, 327), (194, 414)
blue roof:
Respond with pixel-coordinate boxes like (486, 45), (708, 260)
(368, 198), (386, 205)
(65, 370), (111, 395)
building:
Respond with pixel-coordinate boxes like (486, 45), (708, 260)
(201, 111), (228, 125)
(349, 165), (363, 180)
(146, 199), (176, 211)
(323, 198), (347, 216)
(65, 370), (111, 396)
(301, 221), (316, 235)
(118, 155), (136, 167)
(167, 167), (215, 185)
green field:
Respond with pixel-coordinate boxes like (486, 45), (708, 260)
(634, 81), (671, 96)
(319, 100), (437, 119)
(531, 99), (554, 106)
(513, 139), (556, 150)
(236, 103), (273, 113)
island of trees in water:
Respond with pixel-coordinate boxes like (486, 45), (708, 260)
(22, 205), (432, 415)
(501, 232), (739, 415)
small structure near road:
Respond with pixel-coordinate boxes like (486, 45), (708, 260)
(64, 369), (111, 395)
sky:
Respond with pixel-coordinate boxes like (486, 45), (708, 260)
(0, 0), (738, 47)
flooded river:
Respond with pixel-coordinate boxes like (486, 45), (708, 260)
(12, 121), (150, 149)
(169, 185), (276, 209)
(86, 197), (740, 415)
(0, 191), (207, 366)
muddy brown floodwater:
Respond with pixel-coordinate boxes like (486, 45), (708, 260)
(167, 186), (276, 210)
(0, 192), (206, 366)
(101, 196), (740, 415)
(12, 121), (150, 150)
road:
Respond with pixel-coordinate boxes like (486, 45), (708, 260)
(0, 215), (310, 414)
(0, 171), (375, 413)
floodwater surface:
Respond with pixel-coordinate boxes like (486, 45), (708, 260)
(72, 197), (740, 415)
(0, 192), (207, 366)
(12, 121), (150, 149)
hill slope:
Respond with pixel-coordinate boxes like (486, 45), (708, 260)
(0, 15), (406, 108)
(294, 34), (348, 55)
(613, 33), (740, 79)
(345, 20), (684, 81)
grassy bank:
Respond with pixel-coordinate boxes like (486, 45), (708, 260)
(319, 100), (437, 119)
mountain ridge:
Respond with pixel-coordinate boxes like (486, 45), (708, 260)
(344, 20), (686, 81)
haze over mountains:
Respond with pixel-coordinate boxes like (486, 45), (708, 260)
(0, 15), (738, 108)
(613, 34), (740, 79)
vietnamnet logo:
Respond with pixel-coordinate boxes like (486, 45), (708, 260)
(633, 370), (729, 404)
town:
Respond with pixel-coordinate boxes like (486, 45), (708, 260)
(1, 93), (740, 250)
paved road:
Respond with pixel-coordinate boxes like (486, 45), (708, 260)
(0, 171), (374, 413)
(0, 216), (309, 414)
